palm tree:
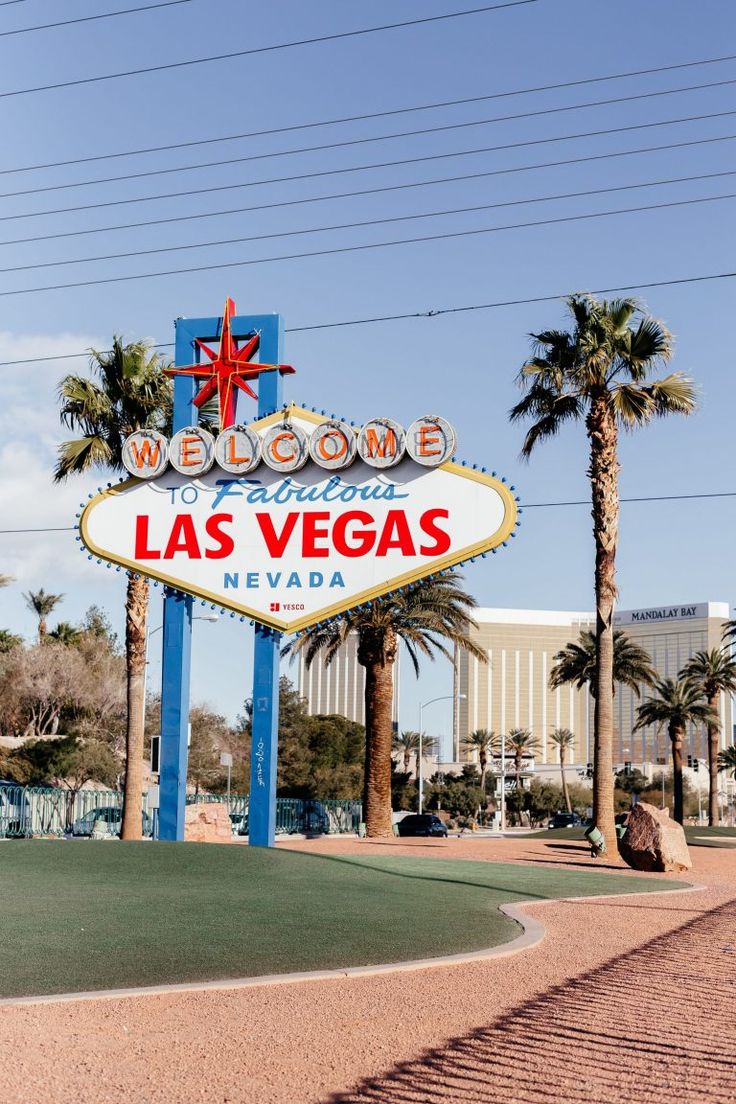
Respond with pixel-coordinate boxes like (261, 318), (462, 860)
(0, 629), (22, 653)
(681, 649), (736, 826)
(510, 294), (696, 854)
(550, 728), (576, 812)
(506, 728), (539, 791)
(392, 730), (437, 775)
(717, 745), (736, 779)
(24, 588), (63, 641)
(49, 621), (82, 646)
(54, 336), (171, 841)
(285, 570), (486, 837)
(634, 677), (718, 824)
(462, 728), (497, 792)
(550, 629), (655, 697)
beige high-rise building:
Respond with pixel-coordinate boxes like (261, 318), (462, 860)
(455, 602), (732, 767)
(297, 633), (400, 728)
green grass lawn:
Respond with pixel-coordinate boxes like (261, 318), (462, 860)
(0, 841), (689, 999)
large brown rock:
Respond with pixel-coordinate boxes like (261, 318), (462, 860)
(184, 802), (233, 844)
(619, 801), (692, 873)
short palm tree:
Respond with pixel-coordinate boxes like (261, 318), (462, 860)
(506, 728), (539, 792)
(285, 570), (486, 837)
(550, 629), (655, 697)
(681, 649), (736, 826)
(54, 336), (171, 841)
(717, 745), (736, 780)
(550, 728), (576, 812)
(49, 621), (82, 646)
(634, 677), (718, 824)
(392, 730), (437, 775)
(511, 294), (696, 853)
(24, 588), (63, 641)
(462, 729), (497, 792)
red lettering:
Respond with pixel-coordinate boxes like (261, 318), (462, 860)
(332, 511), (376, 557)
(163, 515), (201, 559)
(419, 508), (451, 555)
(375, 510), (416, 557)
(130, 440), (161, 470)
(134, 515), (160, 559)
(256, 512), (299, 557)
(301, 511), (330, 557)
(205, 513), (234, 559)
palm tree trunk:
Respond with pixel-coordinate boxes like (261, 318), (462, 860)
(706, 697), (720, 826)
(121, 573), (148, 841)
(38, 617), (47, 641)
(670, 721), (685, 824)
(560, 749), (572, 813)
(360, 636), (396, 838)
(403, 749), (411, 774)
(587, 396), (620, 858)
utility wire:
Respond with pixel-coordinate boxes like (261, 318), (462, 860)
(3, 109), (734, 225)
(1, 132), (732, 250)
(0, 269), (734, 366)
(0, 2), (538, 100)
(3, 491), (735, 537)
(0, 1), (191, 38)
(3, 169), (734, 276)
(0, 192), (733, 298)
(1, 76), (733, 201)
(3, 51), (736, 177)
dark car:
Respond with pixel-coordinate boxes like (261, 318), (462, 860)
(396, 814), (448, 838)
(548, 812), (582, 829)
(302, 800), (330, 834)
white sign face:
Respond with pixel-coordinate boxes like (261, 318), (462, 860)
(80, 406), (517, 632)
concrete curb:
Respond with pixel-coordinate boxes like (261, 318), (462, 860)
(0, 881), (704, 1009)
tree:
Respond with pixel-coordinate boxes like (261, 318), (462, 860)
(392, 730), (437, 775)
(634, 677), (718, 824)
(680, 649), (736, 827)
(505, 728), (539, 794)
(717, 745), (736, 780)
(23, 588), (63, 641)
(54, 336), (171, 841)
(550, 629), (655, 697)
(0, 629), (22, 653)
(49, 621), (82, 646)
(550, 728), (576, 812)
(461, 729), (497, 792)
(285, 570), (485, 837)
(511, 294), (696, 854)
(187, 705), (229, 795)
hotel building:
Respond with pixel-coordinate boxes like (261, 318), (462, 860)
(455, 602), (732, 767)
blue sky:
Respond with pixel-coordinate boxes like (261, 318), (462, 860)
(0, 0), (734, 745)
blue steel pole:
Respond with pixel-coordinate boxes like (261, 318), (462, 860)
(248, 314), (285, 848)
(158, 320), (196, 841)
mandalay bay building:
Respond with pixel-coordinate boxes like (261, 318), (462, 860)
(455, 602), (732, 769)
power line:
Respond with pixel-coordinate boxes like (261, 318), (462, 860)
(0, 269), (734, 366)
(3, 490), (735, 538)
(3, 169), (734, 276)
(3, 51), (736, 177)
(1, 132), (732, 250)
(0, 192), (733, 298)
(0, 1), (191, 38)
(0, 2), (538, 100)
(3, 108), (734, 225)
(2, 76), (733, 202)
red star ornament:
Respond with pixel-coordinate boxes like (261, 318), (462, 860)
(166, 297), (294, 429)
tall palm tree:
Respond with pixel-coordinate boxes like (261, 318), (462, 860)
(681, 649), (736, 826)
(462, 729), (497, 792)
(392, 730), (438, 775)
(506, 728), (539, 791)
(550, 728), (576, 812)
(285, 571), (486, 837)
(54, 336), (171, 841)
(634, 677), (718, 824)
(717, 745), (736, 779)
(550, 629), (655, 697)
(23, 588), (63, 641)
(510, 294), (696, 854)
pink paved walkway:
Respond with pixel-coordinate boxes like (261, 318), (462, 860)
(2, 835), (734, 1104)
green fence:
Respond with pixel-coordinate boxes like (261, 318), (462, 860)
(0, 784), (361, 839)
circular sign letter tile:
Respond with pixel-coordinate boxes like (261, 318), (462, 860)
(309, 420), (357, 470)
(357, 417), (405, 468)
(262, 422), (309, 472)
(406, 415), (457, 466)
(169, 426), (216, 476)
(122, 430), (169, 479)
(215, 425), (262, 474)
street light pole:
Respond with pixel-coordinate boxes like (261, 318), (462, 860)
(418, 693), (465, 814)
(145, 613), (219, 745)
(500, 729), (506, 832)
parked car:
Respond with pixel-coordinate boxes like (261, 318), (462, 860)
(230, 811), (248, 836)
(396, 814), (448, 838)
(72, 805), (152, 838)
(547, 812), (583, 829)
(301, 799), (330, 834)
(0, 782), (31, 838)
